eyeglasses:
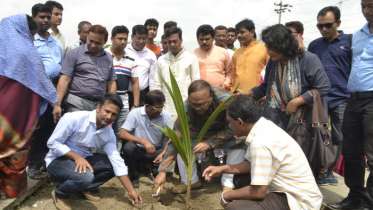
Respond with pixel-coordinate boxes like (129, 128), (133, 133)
(150, 105), (164, 111)
(316, 22), (337, 30)
(190, 96), (212, 109)
(291, 31), (298, 34)
(135, 36), (147, 41)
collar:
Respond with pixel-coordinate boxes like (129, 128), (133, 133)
(362, 22), (371, 35)
(34, 32), (54, 42)
(322, 30), (345, 42)
(128, 43), (147, 53)
(48, 28), (61, 37)
(245, 117), (265, 145)
(78, 38), (83, 46)
(199, 44), (215, 53)
(84, 44), (106, 56)
(243, 39), (259, 49)
(89, 110), (97, 123)
(169, 48), (185, 59)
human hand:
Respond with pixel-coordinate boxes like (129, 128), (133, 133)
(233, 89), (254, 97)
(154, 172), (166, 193)
(193, 141), (210, 154)
(202, 166), (224, 182)
(52, 106), (62, 123)
(286, 97), (301, 115)
(153, 153), (164, 165)
(74, 156), (93, 174)
(128, 190), (143, 205)
(144, 141), (156, 155)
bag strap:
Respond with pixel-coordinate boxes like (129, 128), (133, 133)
(312, 89), (328, 126)
(348, 34), (353, 67)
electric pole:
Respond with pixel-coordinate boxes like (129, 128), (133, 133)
(274, 1), (293, 24)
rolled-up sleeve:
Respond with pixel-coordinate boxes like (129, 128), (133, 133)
(104, 132), (128, 176)
(47, 114), (76, 157)
(301, 53), (331, 106)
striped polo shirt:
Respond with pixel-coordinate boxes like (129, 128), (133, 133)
(245, 117), (323, 210)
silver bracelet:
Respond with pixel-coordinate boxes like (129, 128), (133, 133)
(51, 104), (60, 108)
(221, 190), (230, 205)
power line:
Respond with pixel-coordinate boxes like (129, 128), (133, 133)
(257, 13), (277, 26)
(274, 1), (293, 23)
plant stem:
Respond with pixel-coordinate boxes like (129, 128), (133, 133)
(186, 164), (192, 209)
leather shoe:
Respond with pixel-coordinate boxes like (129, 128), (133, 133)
(76, 191), (100, 201)
(327, 197), (362, 210)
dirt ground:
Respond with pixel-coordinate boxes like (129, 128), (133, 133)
(16, 173), (224, 210)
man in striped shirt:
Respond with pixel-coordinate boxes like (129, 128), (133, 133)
(106, 25), (140, 151)
(203, 95), (323, 210)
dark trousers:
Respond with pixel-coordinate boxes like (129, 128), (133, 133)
(121, 142), (163, 180)
(128, 86), (149, 108)
(342, 97), (373, 207)
(28, 104), (56, 170)
(327, 102), (346, 171)
(227, 173), (289, 210)
(47, 153), (115, 199)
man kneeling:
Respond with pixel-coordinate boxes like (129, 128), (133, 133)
(203, 95), (322, 210)
(45, 93), (142, 210)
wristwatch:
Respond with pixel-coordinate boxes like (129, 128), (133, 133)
(133, 105), (140, 108)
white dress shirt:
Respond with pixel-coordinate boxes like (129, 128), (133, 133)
(45, 110), (128, 176)
(126, 44), (157, 91)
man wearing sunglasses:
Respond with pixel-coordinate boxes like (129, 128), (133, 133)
(154, 80), (247, 194)
(308, 6), (352, 189)
(119, 90), (172, 188)
(328, 0), (373, 209)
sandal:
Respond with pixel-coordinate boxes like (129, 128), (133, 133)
(27, 169), (45, 180)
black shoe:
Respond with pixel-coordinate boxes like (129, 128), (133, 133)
(131, 178), (139, 188)
(327, 197), (362, 210)
(148, 171), (155, 181)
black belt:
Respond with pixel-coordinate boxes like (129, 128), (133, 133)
(350, 91), (373, 100)
(82, 97), (101, 102)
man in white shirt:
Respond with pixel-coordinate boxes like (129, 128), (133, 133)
(126, 25), (157, 108)
(45, 93), (142, 210)
(105, 25), (140, 151)
(45, 1), (65, 57)
(203, 95), (322, 210)
(154, 27), (200, 123)
(65, 21), (92, 55)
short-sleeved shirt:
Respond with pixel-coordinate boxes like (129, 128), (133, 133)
(121, 106), (172, 149)
(60, 44), (117, 99)
(34, 33), (63, 79)
(308, 31), (351, 108)
(105, 48), (139, 108)
(49, 29), (66, 57)
(245, 117), (323, 210)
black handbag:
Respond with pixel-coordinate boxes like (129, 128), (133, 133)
(288, 90), (338, 169)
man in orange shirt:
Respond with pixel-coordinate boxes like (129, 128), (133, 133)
(231, 19), (269, 91)
(190, 25), (232, 91)
(145, 18), (162, 59)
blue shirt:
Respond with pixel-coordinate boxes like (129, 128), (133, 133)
(33, 33), (63, 79)
(348, 22), (373, 93)
(122, 106), (172, 149)
(308, 31), (351, 108)
(45, 110), (128, 177)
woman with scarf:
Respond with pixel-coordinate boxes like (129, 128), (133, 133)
(0, 14), (57, 198)
(237, 24), (330, 131)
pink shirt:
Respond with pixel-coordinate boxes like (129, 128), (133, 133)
(190, 45), (232, 89)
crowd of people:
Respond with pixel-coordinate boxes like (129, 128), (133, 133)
(0, 0), (371, 209)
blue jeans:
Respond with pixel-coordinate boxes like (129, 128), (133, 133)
(112, 108), (129, 151)
(47, 153), (115, 199)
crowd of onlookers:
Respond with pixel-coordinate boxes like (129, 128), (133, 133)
(0, 0), (372, 209)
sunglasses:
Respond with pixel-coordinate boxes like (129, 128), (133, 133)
(316, 22), (336, 30)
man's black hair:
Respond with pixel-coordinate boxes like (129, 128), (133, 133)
(165, 27), (182, 39)
(235, 19), (255, 32)
(144, 18), (159, 28)
(285, 21), (304, 34)
(317, 6), (340, 21)
(99, 93), (124, 110)
(112, 25), (129, 38)
(161, 34), (166, 41)
(27, 15), (38, 31)
(226, 95), (262, 124)
(261, 24), (302, 60)
(196, 24), (215, 38)
(78, 21), (91, 32)
(145, 90), (165, 106)
(227, 27), (237, 35)
(132, 25), (148, 36)
(188, 80), (213, 96)
(31, 3), (51, 17)
(45, 1), (63, 11)
(164, 21), (177, 31)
